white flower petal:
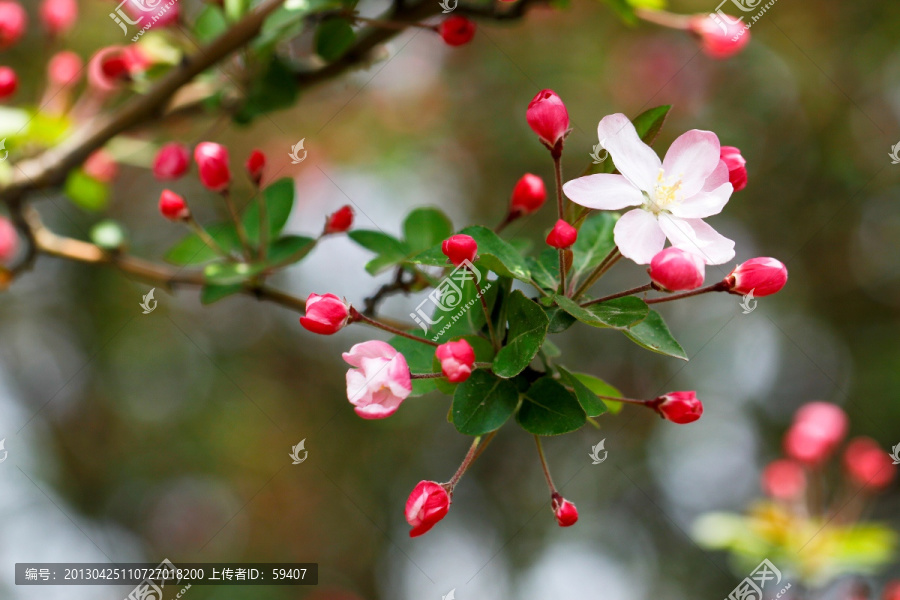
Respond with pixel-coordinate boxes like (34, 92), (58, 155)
(614, 208), (667, 264)
(658, 214), (735, 265)
(597, 113), (661, 192)
(563, 174), (644, 211)
(702, 159), (730, 192)
(662, 130), (721, 198)
(670, 181), (733, 219)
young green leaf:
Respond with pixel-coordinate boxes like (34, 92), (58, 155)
(570, 212), (617, 282)
(403, 208), (453, 254)
(203, 261), (265, 285)
(557, 366), (608, 417)
(527, 248), (560, 291)
(452, 370), (520, 436)
(316, 18), (355, 61)
(266, 235), (316, 267)
(493, 290), (550, 378)
(201, 284), (244, 305)
(242, 178), (295, 244)
(571, 372), (624, 414)
(554, 295), (649, 329)
(516, 377), (586, 435)
(64, 170), (108, 212)
(164, 223), (238, 265)
(624, 309), (688, 360)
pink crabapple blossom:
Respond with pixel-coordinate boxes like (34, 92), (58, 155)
(405, 480), (451, 537)
(526, 89), (570, 148)
(153, 143), (191, 181)
(654, 391), (703, 424)
(720, 146), (747, 192)
(342, 340), (412, 420)
(435, 339), (476, 383)
(39, 0), (77, 37)
(727, 257), (788, 296)
(843, 437), (895, 490)
(158, 190), (189, 221)
(441, 234), (478, 267)
(649, 246), (705, 291)
(0, 1), (26, 50)
(299, 293), (351, 335)
(689, 14), (751, 59)
(0, 216), (18, 262)
(194, 142), (231, 192)
(510, 173), (547, 216)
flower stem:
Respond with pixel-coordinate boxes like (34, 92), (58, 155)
(185, 216), (230, 259)
(256, 190), (268, 261)
(644, 280), (729, 304)
(580, 282), (655, 307)
(221, 190), (254, 260)
(410, 372), (444, 379)
(447, 436), (483, 491)
(552, 152), (568, 296)
(534, 435), (558, 495)
(635, 8), (692, 30)
(350, 307), (439, 346)
(572, 247), (621, 299)
(474, 268), (500, 350)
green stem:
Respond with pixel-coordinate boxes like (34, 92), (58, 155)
(572, 247), (621, 299)
(221, 190), (254, 260)
(351, 307), (439, 347)
(552, 152), (568, 296)
(474, 270), (499, 350)
(644, 280), (729, 304)
(580, 283), (655, 307)
(447, 436), (483, 491)
(185, 216), (230, 259)
(534, 435), (558, 495)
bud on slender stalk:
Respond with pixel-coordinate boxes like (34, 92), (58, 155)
(435, 339), (476, 383)
(551, 493), (578, 527)
(442, 234), (477, 267)
(438, 16), (476, 47)
(194, 142), (231, 192)
(405, 480), (451, 537)
(153, 143), (191, 181)
(158, 189), (189, 221)
(546, 219), (577, 249)
(299, 293), (351, 335)
(0, 66), (16, 100)
(726, 257), (788, 296)
(0, 1), (27, 50)
(526, 89), (570, 149)
(843, 437), (895, 490)
(720, 146), (747, 192)
(245, 149), (266, 185)
(653, 391), (703, 424)
(324, 205), (354, 234)
(783, 402), (847, 465)
(40, 0), (77, 37)
(649, 247), (705, 291)
(0, 216), (18, 262)
(688, 14), (751, 59)
(510, 173), (547, 216)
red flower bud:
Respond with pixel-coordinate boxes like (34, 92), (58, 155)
(551, 494), (578, 527)
(441, 234), (477, 267)
(655, 391), (703, 424)
(158, 189), (189, 221)
(761, 459), (806, 500)
(245, 149), (266, 185)
(87, 46), (131, 93)
(0, 2), (27, 50)
(0, 66), (17, 100)
(546, 219), (577, 249)
(438, 16), (475, 47)
(649, 247), (705, 291)
(48, 50), (82, 88)
(843, 437), (895, 490)
(153, 143), (191, 181)
(0, 216), (18, 262)
(83, 150), (119, 183)
(527, 89), (569, 147)
(406, 480), (451, 537)
(300, 293), (350, 335)
(720, 146), (747, 192)
(727, 257), (788, 297)
(324, 205), (354, 234)
(40, 0), (77, 37)
(194, 142), (231, 192)
(510, 173), (547, 216)
(783, 402), (847, 465)
(689, 14), (750, 59)
(435, 339), (476, 383)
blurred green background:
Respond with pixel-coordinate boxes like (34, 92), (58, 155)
(1, 0), (899, 598)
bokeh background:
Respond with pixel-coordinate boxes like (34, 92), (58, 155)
(1, 0), (899, 598)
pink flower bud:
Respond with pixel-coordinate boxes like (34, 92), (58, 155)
(795, 402), (848, 443)
(158, 189), (189, 221)
(689, 14), (750, 59)
(0, 216), (18, 262)
(546, 219), (577, 249)
(153, 143), (191, 181)
(655, 391), (703, 424)
(87, 47), (131, 93)
(761, 459), (806, 500)
(720, 146), (747, 192)
(324, 205), (354, 234)
(194, 142), (231, 192)
(0, 66), (17, 100)
(435, 339), (476, 383)
(343, 340), (412, 419)
(405, 480), (451, 537)
(649, 247), (705, 291)
(551, 494), (578, 527)
(783, 402), (847, 465)
(438, 16), (475, 47)
(843, 437), (895, 490)
(510, 173), (547, 216)
(0, 2), (27, 50)
(48, 51), (82, 87)
(39, 0), (77, 37)
(727, 257), (788, 297)
(83, 150), (119, 183)
(245, 149), (266, 185)
(526, 89), (569, 147)
(441, 234), (477, 267)
(300, 293), (350, 335)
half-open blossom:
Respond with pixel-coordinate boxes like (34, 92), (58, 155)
(551, 494), (578, 527)
(720, 146), (747, 192)
(655, 391), (703, 424)
(783, 402), (847, 465)
(194, 142), (231, 192)
(438, 16), (475, 47)
(526, 89), (569, 148)
(405, 480), (451, 537)
(158, 190), (189, 221)
(324, 205), (354, 234)
(442, 234), (477, 267)
(343, 340), (412, 420)
(649, 247), (705, 291)
(40, 0), (77, 37)
(0, 2), (27, 50)
(87, 46), (131, 93)
(435, 339), (476, 383)
(246, 150), (266, 185)
(546, 219), (577, 249)
(0, 216), (18, 262)
(727, 257), (787, 296)
(83, 150), (119, 183)
(843, 437), (895, 490)
(761, 459), (806, 500)
(153, 143), (191, 180)
(0, 66), (16, 100)
(510, 173), (547, 216)
(299, 293), (350, 335)
(689, 14), (750, 59)
(563, 113), (735, 265)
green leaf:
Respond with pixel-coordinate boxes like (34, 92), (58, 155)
(410, 226), (532, 283)
(203, 262), (265, 285)
(348, 230), (409, 257)
(632, 105), (671, 147)
(266, 235), (316, 266)
(554, 295), (649, 329)
(571, 212), (617, 282)
(517, 377), (586, 435)
(164, 223), (238, 265)
(434, 335), (495, 395)
(89, 220), (127, 250)
(315, 18), (355, 62)
(571, 372), (623, 414)
(557, 366), (608, 417)
(624, 309), (687, 360)
(235, 58), (299, 123)
(364, 254), (402, 276)
(194, 5), (229, 42)
(388, 333), (439, 397)
(64, 170), (108, 212)
(425, 274), (496, 343)
(493, 290), (549, 378)
(403, 207), (453, 254)
(201, 284), (243, 304)
(452, 370), (520, 436)
(242, 178), (295, 244)
(527, 248), (560, 291)
(224, 0), (251, 21)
